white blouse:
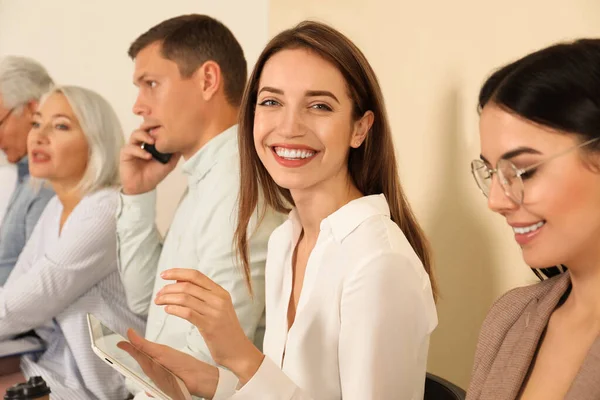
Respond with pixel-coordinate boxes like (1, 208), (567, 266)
(214, 194), (438, 400)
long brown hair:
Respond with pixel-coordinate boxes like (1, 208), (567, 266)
(234, 21), (437, 299)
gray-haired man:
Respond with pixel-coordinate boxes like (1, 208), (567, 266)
(0, 56), (54, 284)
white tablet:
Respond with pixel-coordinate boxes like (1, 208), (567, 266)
(86, 313), (192, 400)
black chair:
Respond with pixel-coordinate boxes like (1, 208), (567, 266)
(424, 373), (466, 400)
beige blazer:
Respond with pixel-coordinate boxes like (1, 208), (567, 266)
(466, 272), (600, 400)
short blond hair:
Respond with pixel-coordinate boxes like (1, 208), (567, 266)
(40, 86), (124, 195)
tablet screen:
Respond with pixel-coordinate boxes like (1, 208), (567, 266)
(87, 314), (191, 400)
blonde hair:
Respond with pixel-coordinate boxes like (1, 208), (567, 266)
(39, 86), (124, 194)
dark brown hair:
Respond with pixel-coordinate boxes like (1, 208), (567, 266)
(479, 39), (600, 153)
(128, 14), (247, 106)
(234, 21), (437, 299)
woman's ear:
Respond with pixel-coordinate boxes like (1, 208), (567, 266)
(350, 110), (374, 148)
(587, 149), (600, 173)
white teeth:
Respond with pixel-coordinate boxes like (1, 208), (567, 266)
(274, 147), (315, 160)
(513, 221), (545, 235)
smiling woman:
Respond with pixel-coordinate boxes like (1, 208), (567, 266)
(122, 20), (438, 400)
(467, 39), (600, 400)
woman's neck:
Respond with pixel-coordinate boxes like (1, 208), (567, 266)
(290, 173), (362, 242)
(562, 251), (600, 322)
(51, 181), (83, 228)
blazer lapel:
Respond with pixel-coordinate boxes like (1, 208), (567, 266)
(480, 275), (571, 400)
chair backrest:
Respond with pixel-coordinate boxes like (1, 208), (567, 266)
(424, 373), (466, 400)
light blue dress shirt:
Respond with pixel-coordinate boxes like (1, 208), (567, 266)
(0, 157), (53, 284)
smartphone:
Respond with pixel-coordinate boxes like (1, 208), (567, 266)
(141, 142), (172, 164)
(86, 314), (192, 400)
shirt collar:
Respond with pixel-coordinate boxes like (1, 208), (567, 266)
(181, 125), (238, 184)
(288, 194), (390, 243)
(16, 156), (30, 183)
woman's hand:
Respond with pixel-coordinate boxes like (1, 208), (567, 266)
(117, 329), (219, 398)
(155, 268), (264, 383)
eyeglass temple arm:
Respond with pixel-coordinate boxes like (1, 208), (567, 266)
(516, 137), (600, 176)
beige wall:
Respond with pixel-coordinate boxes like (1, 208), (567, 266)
(269, 0), (600, 388)
(0, 0), (269, 233)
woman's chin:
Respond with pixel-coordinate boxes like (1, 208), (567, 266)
(522, 250), (562, 271)
(29, 169), (53, 180)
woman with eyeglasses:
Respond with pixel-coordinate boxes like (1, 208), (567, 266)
(467, 39), (600, 400)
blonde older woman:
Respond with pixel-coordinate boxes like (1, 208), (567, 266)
(0, 86), (145, 399)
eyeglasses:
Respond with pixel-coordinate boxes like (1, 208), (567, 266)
(0, 108), (14, 130)
(471, 137), (600, 204)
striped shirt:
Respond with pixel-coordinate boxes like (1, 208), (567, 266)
(0, 188), (146, 399)
(0, 157), (54, 284)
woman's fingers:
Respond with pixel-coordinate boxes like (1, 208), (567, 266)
(161, 269), (220, 291)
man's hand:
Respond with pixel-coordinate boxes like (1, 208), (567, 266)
(119, 128), (179, 195)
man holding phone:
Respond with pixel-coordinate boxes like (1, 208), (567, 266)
(117, 15), (281, 399)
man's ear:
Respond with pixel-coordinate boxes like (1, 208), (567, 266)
(24, 100), (39, 116)
(194, 61), (222, 102)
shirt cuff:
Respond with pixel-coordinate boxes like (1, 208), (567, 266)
(212, 366), (239, 400)
(116, 190), (157, 223)
(231, 356), (299, 400)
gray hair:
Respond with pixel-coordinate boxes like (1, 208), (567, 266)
(39, 86), (124, 194)
(0, 56), (54, 109)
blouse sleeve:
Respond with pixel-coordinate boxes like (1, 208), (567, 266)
(214, 251), (437, 400)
